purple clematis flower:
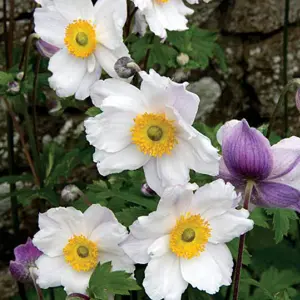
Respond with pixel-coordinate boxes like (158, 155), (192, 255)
(217, 119), (300, 211)
(9, 238), (42, 283)
(35, 39), (59, 58)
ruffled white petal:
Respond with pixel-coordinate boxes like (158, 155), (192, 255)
(53, 0), (94, 22)
(190, 179), (240, 220)
(96, 144), (150, 176)
(144, 158), (164, 196)
(34, 8), (67, 48)
(95, 43), (129, 79)
(48, 48), (87, 98)
(94, 0), (127, 49)
(209, 209), (254, 244)
(33, 207), (84, 257)
(180, 243), (232, 294)
(84, 111), (135, 152)
(144, 252), (188, 300)
(35, 255), (67, 288)
(148, 235), (170, 259)
(90, 78), (147, 111)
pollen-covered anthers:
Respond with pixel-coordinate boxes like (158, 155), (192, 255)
(169, 213), (211, 259)
(64, 19), (96, 58)
(131, 113), (177, 157)
(63, 235), (98, 272)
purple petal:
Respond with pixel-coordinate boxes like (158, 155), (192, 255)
(14, 238), (42, 264)
(253, 181), (300, 211)
(222, 119), (273, 180)
(36, 39), (59, 58)
(9, 261), (30, 283)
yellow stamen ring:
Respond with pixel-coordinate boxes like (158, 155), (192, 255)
(170, 213), (211, 259)
(64, 20), (96, 58)
(131, 113), (177, 157)
(63, 235), (98, 272)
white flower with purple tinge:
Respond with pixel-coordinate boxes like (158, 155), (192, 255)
(9, 238), (42, 283)
(217, 119), (300, 211)
(122, 180), (253, 299)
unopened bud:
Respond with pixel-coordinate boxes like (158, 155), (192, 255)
(16, 72), (24, 81)
(296, 89), (300, 112)
(176, 53), (189, 66)
(141, 183), (156, 197)
(114, 57), (140, 79)
(61, 184), (83, 203)
(48, 99), (63, 116)
(36, 39), (59, 58)
(66, 293), (90, 300)
(7, 81), (20, 94)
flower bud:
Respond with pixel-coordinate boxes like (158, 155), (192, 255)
(114, 57), (140, 79)
(66, 293), (90, 300)
(141, 183), (156, 197)
(16, 72), (24, 81)
(61, 184), (83, 203)
(176, 53), (189, 66)
(36, 39), (59, 58)
(296, 88), (300, 112)
(9, 238), (42, 283)
(7, 81), (20, 94)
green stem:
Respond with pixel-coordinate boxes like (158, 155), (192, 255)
(266, 78), (300, 138)
(232, 181), (254, 300)
(283, 0), (290, 137)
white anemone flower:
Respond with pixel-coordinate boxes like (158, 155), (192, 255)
(132, 0), (198, 39)
(33, 204), (134, 295)
(84, 69), (219, 196)
(121, 179), (254, 299)
(34, 0), (129, 100)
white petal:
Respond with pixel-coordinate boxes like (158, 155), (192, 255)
(75, 63), (101, 100)
(53, 0), (94, 22)
(144, 158), (163, 196)
(148, 235), (170, 259)
(95, 44), (129, 79)
(34, 8), (67, 47)
(190, 179), (239, 219)
(84, 204), (118, 237)
(61, 266), (92, 295)
(48, 48), (87, 98)
(133, 10), (148, 36)
(132, 0), (153, 11)
(144, 252), (188, 300)
(180, 247), (222, 294)
(96, 144), (150, 176)
(180, 244), (232, 294)
(121, 234), (155, 264)
(99, 250), (135, 273)
(209, 209), (254, 244)
(84, 111), (135, 152)
(94, 0), (127, 49)
(87, 54), (96, 73)
(33, 207), (84, 257)
(35, 255), (66, 288)
(90, 78), (147, 112)
(216, 119), (240, 145)
(143, 8), (167, 38)
(90, 222), (128, 249)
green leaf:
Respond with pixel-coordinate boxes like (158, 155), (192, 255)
(251, 208), (269, 228)
(18, 187), (60, 206)
(227, 238), (251, 265)
(265, 208), (298, 243)
(88, 262), (140, 300)
(0, 71), (13, 86)
(116, 207), (151, 227)
(0, 174), (33, 184)
(86, 107), (101, 117)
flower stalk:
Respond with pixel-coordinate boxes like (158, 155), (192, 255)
(232, 180), (254, 300)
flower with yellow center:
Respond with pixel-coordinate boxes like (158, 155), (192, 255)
(122, 180), (254, 298)
(34, 0), (130, 100)
(33, 204), (135, 295)
(86, 69), (219, 196)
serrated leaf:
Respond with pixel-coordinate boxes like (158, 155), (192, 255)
(88, 262), (140, 300)
(17, 187), (60, 206)
(265, 208), (298, 243)
(116, 207), (151, 226)
(251, 208), (269, 228)
(86, 107), (101, 117)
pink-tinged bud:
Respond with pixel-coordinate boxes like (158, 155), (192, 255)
(9, 238), (42, 283)
(141, 183), (156, 197)
(36, 39), (59, 58)
(66, 293), (90, 300)
(295, 89), (300, 112)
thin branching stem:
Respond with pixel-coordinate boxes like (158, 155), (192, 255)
(232, 181), (254, 300)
